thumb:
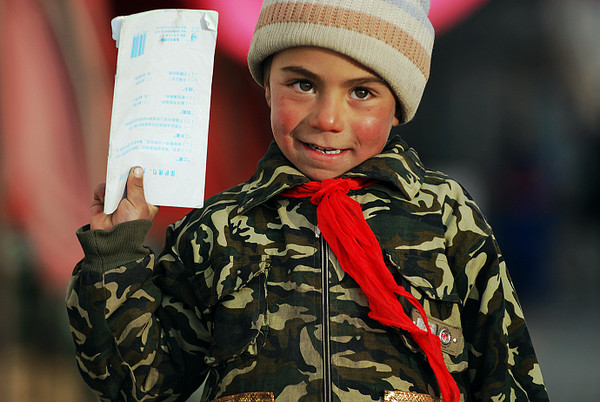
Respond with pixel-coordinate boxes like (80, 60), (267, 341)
(126, 166), (147, 206)
(111, 166), (158, 226)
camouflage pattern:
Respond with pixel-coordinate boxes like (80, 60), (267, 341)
(66, 134), (549, 401)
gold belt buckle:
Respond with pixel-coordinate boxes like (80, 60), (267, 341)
(210, 392), (275, 402)
(384, 390), (442, 402)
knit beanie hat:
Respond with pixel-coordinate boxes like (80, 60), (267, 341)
(247, 0), (435, 123)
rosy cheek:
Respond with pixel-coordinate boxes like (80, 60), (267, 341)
(353, 112), (393, 142)
(271, 101), (301, 135)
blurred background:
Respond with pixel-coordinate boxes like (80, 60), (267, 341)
(1, 0), (598, 400)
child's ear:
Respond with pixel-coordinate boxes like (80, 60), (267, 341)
(264, 85), (272, 108)
(393, 104), (402, 126)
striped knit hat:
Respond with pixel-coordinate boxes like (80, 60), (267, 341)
(247, 0), (434, 123)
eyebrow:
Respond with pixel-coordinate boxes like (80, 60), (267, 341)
(280, 66), (320, 81)
(280, 65), (388, 88)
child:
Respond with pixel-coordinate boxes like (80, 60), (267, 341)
(66, 1), (549, 401)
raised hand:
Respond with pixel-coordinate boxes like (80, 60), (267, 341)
(90, 167), (159, 231)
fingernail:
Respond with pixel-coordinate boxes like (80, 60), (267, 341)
(133, 167), (143, 178)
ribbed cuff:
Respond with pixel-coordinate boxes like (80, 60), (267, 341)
(76, 220), (153, 273)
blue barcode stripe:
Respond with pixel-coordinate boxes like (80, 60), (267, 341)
(131, 33), (146, 58)
(140, 33), (146, 56)
(131, 35), (138, 58)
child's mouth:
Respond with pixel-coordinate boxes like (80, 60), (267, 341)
(308, 143), (342, 155)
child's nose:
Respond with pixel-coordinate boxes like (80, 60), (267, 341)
(311, 94), (344, 133)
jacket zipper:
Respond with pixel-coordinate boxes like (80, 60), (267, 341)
(319, 231), (333, 402)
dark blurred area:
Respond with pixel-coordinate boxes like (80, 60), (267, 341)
(1, 0), (598, 400)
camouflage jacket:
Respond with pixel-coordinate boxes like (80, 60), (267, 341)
(66, 134), (548, 401)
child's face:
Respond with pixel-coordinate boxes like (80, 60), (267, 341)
(264, 47), (399, 181)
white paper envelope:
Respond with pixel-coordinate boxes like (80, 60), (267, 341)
(104, 9), (218, 214)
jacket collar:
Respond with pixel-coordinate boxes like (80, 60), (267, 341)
(237, 134), (425, 214)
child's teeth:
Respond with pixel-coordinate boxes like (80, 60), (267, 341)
(309, 144), (341, 155)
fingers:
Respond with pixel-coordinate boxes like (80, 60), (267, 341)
(90, 183), (109, 230)
(92, 183), (106, 204)
(91, 183), (107, 213)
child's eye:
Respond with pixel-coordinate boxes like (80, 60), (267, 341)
(351, 87), (372, 100)
(292, 80), (314, 93)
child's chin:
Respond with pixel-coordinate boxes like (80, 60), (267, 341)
(300, 167), (347, 182)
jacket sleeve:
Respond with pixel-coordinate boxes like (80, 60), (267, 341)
(65, 218), (211, 401)
(447, 192), (549, 401)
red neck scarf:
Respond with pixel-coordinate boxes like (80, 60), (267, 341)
(282, 177), (460, 402)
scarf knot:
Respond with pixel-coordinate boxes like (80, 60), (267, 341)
(285, 177), (370, 204)
(281, 177), (460, 402)
(311, 178), (352, 204)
